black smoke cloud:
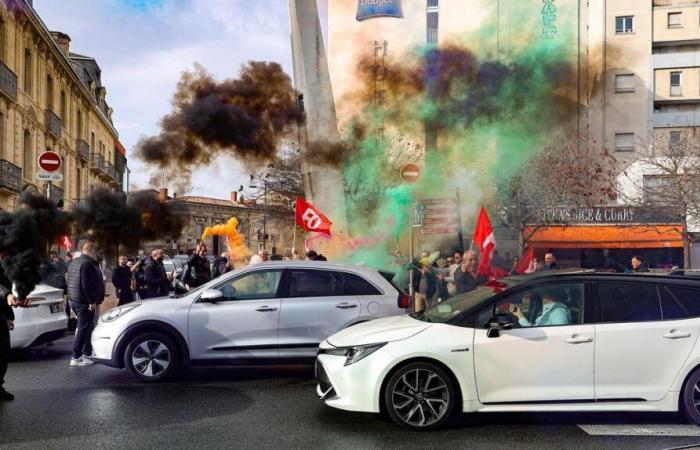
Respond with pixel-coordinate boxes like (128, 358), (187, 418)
(136, 62), (304, 191)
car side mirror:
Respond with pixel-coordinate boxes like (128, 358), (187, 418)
(200, 288), (223, 303)
(487, 313), (514, 338)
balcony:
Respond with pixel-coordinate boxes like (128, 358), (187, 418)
(0, 61), (17, 102)
(654, 110), (700, 127)
(106, 161), (118, 184)
(76, 139), (89, 162)
(45, 110), (61, 139)
(0, 159), (21, 194)
(89, 153), (105, 175)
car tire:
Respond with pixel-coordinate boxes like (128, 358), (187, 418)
(682, 367), (700, 426)
(124, 332), (179, 383)
(384, 362), (456, 431)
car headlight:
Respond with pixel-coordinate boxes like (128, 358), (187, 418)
(101, 305), (140, 322)
(323, 343), (387, 366)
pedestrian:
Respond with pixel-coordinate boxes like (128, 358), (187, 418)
(66, 240), (105, 367)
(182, 243), (212, 289)
(44, 251), (68, 292)
(631, 255), (650, 273)
(132, 256), (148, 300)
(111, 255), (134, 306)
(144, 249), (172, 298)
(543, 252), (559, 270)
(415, 261), (436, 312)
(446, 252), (462, 296)
(0, 252), (20, 400)
(434, 257), (450, 303)
(291, 248), (303, 260)
(305, 250), (318, 260)
(259, 249), (270, 262)
(454, 250), (485, 293)
(212, 252), (233, 278)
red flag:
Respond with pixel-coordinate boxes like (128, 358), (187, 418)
(295, 197), (332, 236)
(472, 207), (496, 276)
(58, 235), (73, 252)
(515, 246), (535, 274)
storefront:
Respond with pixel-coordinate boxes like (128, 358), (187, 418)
(524, 207), (683, 270)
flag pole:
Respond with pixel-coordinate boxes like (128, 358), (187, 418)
(292, 223), (297, 253)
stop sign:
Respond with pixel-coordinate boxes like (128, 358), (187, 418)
(400, 163), (421, 184)
(38, 151), (62, 173)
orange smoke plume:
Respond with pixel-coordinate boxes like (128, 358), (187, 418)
(201, 217), (251, 259)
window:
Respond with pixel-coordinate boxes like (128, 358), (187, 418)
(615, 74), (635, 92)
(615, 16), (634, 33)
(216, 270), (282, 301)
(669, 130), (682, 150)
(668, 12), (682, 28)
(23, 49), (32, 95)
(614, 132), (634, 151)
(0, 19), (5, 62)
(427, 0), (439, 8)
(643, 174), (674, 204)
(670, 71), (682, 96)
(46, 75), (53, 110)
(343, 273), (381, 295)
(77, 110), (82, 138)
(60, 91), (66, 122)
(288, 269), (344, 297)
(427, 11), (438, 45)
(91, 132), (95, 151)
(493, 283), (584, 328)
(0, 112), (4, 158)
(598, 283), (661, 323)
(22, 129), (31, 178)
(666, 286), (700, 317)
(660, 287), (687, 320)
(76, 168), (81, 200)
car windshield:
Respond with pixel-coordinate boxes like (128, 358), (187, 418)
(417, 276), (528, 323)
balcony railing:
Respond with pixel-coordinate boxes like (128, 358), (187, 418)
(106, 161), (117, 182)
(0, 61), (17, 102)
(45, 110), (61, 139)
(89, 153), (105, 174)
(76, 139), (89, 162)
(0, 159), (21, 194)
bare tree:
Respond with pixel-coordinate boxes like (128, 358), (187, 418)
(618, 130), (700, 268)
(248, 146), (304, 214)
(499, 132), (619, 251)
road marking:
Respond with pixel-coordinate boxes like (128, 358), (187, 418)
(579, 424), (700, 437)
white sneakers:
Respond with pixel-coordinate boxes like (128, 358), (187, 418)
(69, 357), (95, 367)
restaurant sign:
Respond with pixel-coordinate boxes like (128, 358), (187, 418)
(356, 0), (403, 21)
(528, 206), (678, 225)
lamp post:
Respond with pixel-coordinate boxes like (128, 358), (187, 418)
(249, 174), (270, 250)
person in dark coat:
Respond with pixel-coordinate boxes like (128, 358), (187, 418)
(0, 252), (18, 400)
(212, 252), (232, 279)
(631, 255), (650, 273)
(132, 257), (148, 300)
(543, 252), (560, 271)
(66, 240), (105, 367)
(144, 249), (171, 298)
(111, 255), (134, 306)
(183, 243), (212, 289)
(454, 251), (486, 294)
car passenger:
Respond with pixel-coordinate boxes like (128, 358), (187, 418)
(511, 287), (570, 327)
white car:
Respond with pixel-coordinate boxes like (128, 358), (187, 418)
(92, 260), (410, 382)
(11, 284), (67, 349)
(317, 272), (700, 430)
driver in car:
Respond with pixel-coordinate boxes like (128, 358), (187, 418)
(511, 287), (570, 327)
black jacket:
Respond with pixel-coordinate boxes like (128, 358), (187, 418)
(454, 269), (484, 294)
(183, 254), (212, 288)
(212, 257), (231, 278)
(0, 264), (13, 322)
(543, 262), (560, 271)
(144, 258), (169, 298)
(66, 255), (105, 305)
(112, 265), (132, 292)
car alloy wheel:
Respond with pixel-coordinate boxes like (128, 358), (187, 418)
(125, 332), (178, 382)
(385, 362), (456, 430)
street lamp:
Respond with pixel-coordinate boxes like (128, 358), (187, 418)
(249, 173), (271, 250)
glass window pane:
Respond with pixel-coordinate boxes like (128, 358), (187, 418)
(615, 74), (635, 91)
(495, 283), (584, 328)
(343, 273), (381, 295)
(289, 270), (343, 297)
(666, 287), (700, 317)
(217, 270), (282, 300)
(660, 287), (687, 320)
(598, 283), (661, 322)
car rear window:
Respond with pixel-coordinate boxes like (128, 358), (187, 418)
(598, 282), (661, 323)
(343, 273), (381, 295)
(660, 287), (688, 320)
(665, 286), (700, 318)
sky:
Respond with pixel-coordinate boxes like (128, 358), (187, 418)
(34, 0), (329, 199)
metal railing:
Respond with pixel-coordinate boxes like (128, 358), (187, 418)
(106, 161), (116, 181)
(89, 152), (105, 174)
(76, 139), (89, 162)
(0, 61), (17, 101)
(45, 109), (61, 139)
(0, 159), (21, 193)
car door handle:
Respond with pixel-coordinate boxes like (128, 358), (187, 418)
(664, 329), (691, 339)
(335, 303), (358, 309)
(255, 306), (278, 312)
(565, 335), (593, 344)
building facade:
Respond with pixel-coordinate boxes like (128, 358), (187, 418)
(0, 0), (124, 212)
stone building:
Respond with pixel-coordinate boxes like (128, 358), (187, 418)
(0, 0), (124, 211)
(142, 189), (296, 257)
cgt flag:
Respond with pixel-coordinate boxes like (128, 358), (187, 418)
(295, 197), (332, 236)
(473, 207), (496, 276)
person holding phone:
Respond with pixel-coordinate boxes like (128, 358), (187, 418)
(511, 287), (570, 327)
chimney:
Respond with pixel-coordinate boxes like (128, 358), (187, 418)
(231, 191), (238, 202)
(158, 188), (168, 204)
(50, 31), (71, 55)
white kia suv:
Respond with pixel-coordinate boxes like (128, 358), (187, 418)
(92, 260), (410, 382)
(316, 272), (700, 430)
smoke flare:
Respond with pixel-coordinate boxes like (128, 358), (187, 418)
(201, 217), (251, 260)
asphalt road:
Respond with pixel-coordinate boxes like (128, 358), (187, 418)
(2, 337), (700, 450)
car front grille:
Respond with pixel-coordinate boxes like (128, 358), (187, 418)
(315, 360), (337, 400)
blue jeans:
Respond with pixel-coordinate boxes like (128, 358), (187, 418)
(70, 301), (94, 359)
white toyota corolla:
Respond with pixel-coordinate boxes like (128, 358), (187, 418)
(317, 271), (700, 430)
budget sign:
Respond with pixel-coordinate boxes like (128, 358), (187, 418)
(356, 0), (403, 21)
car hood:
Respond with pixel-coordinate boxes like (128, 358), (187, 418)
(327, 315), (432, 347)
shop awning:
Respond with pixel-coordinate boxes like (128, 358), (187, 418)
(524, 225), (683, 249)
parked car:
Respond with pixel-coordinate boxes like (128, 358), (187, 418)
(316, 271), (700, 430)
(91, 260), (411, 382)
(11, 283), (68, 350)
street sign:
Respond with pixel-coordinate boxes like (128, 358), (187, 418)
(400, 164), (421, 184)
(38, 151), (62, 173)
(420, 197), (459, 235)
(36, 172), (63, 182)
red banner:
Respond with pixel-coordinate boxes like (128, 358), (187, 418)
(295, 197), (332, 236)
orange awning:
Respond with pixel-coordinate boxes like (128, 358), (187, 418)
(525, 225), (683, 249)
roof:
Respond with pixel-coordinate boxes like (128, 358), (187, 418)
(244, 260), (385, 275)
(171, 196), (246, 208)
(115, 140), (126, 158)
(502, 270), (700, 286)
